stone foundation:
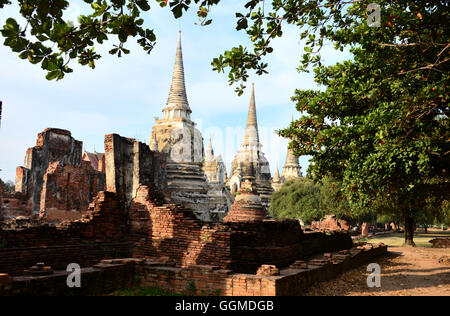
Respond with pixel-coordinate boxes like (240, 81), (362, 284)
(0, 243), (387, 296)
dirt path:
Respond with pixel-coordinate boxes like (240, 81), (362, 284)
(305, 246), (450, 296)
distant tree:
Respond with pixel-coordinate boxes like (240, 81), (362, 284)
(440, 202), (450, 228)
(270, 178), (320, 222)
(269, 177), (355, 224)
(0, 178), (14, 193)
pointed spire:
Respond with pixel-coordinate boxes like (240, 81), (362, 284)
(164, 30), (191, 114)
(244, 83), (260, 145)
(282, 145), (302, 180)
(273, 164), (280, 181)
(205, 137), (214, 160)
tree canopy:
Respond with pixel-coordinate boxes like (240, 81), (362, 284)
(269, 177), (355, 224)
(0, 0), (220, 80)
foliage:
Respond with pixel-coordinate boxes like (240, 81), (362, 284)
(269, 177), (354, 223)
(0, 178), (14, 193)
(0, 0), (220, 80)
(436, 200), (450, 227)
(270, 1), (449, 244)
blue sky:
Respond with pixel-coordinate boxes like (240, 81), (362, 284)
(0, 1), (351, 182)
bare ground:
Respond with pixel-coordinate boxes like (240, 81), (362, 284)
(304, 246), (450, 296)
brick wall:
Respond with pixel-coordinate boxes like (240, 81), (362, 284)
(137, 243), (387, 296)
(311, 214), (350, 232)
(0, 259), (140, 296)
(39, 161), (105, 223)
(0, 192), (32, 221)
(129, 186), (353, 273)
(0, 244), (386, 296)
(0, 191), (130, 275)
(104, 134), (168, 206)
(12, 129), (105, 223)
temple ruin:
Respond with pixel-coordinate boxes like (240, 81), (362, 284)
(0, 33), (388, 296)
(1, 130), (387, 296)
(10, 128), (105, 223)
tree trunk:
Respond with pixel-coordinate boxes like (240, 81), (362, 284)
(404, 214), (416, 247)
(424, 224), (428, 234)
(361, 222), (369, 237)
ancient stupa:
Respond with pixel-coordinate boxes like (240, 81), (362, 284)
(281, 147), (302, 181)
(149, 31), (230, 221)
(271, 164), (284, 191)
(223, 179), (270, 223)
(228, 84), (273, 209)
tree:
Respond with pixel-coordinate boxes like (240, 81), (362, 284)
(270, 178), (321, 222)
(274, 1), (449, 246)
(0, 0), (218, 80)
(269, 177), (356, 224)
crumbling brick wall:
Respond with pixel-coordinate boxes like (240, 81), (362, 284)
(0, 191), (130, 275)
(104, 134), (167, 206)
(0, 192), (32, 221)
(13, 128), (105, 222)
(129, 186), (352, 273)
(311, 214), (350, 232)
(16, 128), (83, 214)
(39, 161), (105, 223)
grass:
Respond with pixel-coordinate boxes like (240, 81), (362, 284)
(361, 230), (450, 248)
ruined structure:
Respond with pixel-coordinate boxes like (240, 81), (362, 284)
(224, 179), (270, 223)
(148, 31), (230, 221)
(203, 138), (234, 221)
(0, 128), (391, 296)
(12, 128), (105, 223)
(0, 190), (32, 222)
(311, 215), (350, 232)
(228, 84), (273, 209)
(82, 150), (105, 173)
(272, 145), (303, 192)
(104, 134), (167, 206)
